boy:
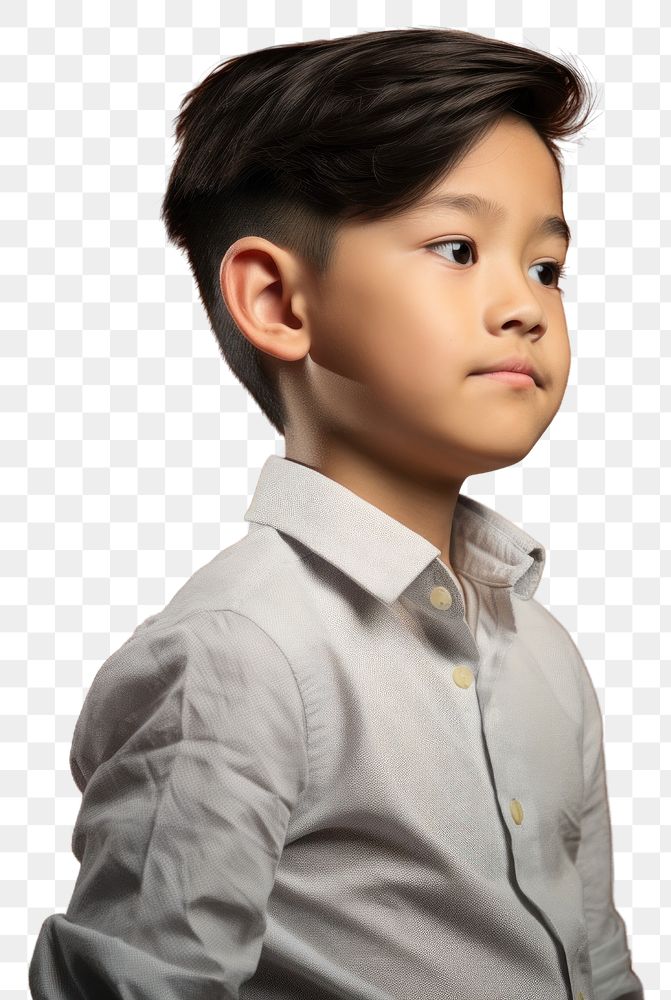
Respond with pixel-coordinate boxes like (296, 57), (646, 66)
(29, 26), (644, 1000)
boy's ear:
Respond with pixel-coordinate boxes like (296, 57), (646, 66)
(218, 237), (312, 365)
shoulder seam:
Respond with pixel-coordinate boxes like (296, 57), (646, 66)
(218, 608), (311, 811)
(152, 607), (311, 809)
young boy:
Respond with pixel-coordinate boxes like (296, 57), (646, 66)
(29, 27), (644, 1000)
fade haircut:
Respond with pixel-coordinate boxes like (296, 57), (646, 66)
(160, 27), (598, 436)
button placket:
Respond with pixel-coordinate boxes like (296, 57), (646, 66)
(429, 585), (476, 688)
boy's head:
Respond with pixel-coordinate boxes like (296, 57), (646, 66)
(161, 27), (597, 482)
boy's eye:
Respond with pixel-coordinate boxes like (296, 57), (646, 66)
(426, 238), (567, 293)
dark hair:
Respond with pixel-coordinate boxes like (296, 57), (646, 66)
(160, 27), (599, 436)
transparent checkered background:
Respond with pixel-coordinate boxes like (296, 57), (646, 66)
(3, 1), (666, 997)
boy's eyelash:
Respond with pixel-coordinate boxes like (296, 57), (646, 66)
(426, 238), (568, 289)
(543, 261), (568, 282)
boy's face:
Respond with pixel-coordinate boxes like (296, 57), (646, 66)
(280, 112), (571, 482)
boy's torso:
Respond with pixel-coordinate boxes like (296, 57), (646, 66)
(120, 455), (593, 1000)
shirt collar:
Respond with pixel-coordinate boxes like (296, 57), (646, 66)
(243, 454), (545, 605)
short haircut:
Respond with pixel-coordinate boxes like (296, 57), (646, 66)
(160, 27), (598, 437)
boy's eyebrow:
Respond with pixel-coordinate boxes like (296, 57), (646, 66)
(410, 192), (572, 247)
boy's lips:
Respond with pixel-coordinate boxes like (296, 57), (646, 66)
(469, 355), (542, 386)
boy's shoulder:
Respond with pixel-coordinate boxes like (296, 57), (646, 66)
(71, 524), (309, 791)
(514, 590), (595, 700)
(515, 590), (581, 653)
(132, 522), (304, 637)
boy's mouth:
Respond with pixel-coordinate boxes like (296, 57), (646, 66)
(469, 355), (543, 387)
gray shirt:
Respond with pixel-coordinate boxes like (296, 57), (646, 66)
(29, 454), (644, 1000)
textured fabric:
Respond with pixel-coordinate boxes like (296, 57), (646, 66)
(29, 454), (644, 1000)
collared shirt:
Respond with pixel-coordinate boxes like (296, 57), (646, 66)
(29, 454), (644, 1000)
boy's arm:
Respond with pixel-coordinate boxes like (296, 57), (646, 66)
(575, 654), (645, 1000)
(28, 609), (309, 1000)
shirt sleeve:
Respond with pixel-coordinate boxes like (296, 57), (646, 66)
(28, 608), (309, 1000)
(575, 655), (645, 1000)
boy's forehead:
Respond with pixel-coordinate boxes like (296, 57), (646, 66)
(397, 122), (566, 229)
(338, 120), (568, 247)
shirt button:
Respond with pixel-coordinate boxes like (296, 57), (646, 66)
(452, 665), (473, 688)
(430, 585), (453, 610)
(509, 799), (524, 824)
